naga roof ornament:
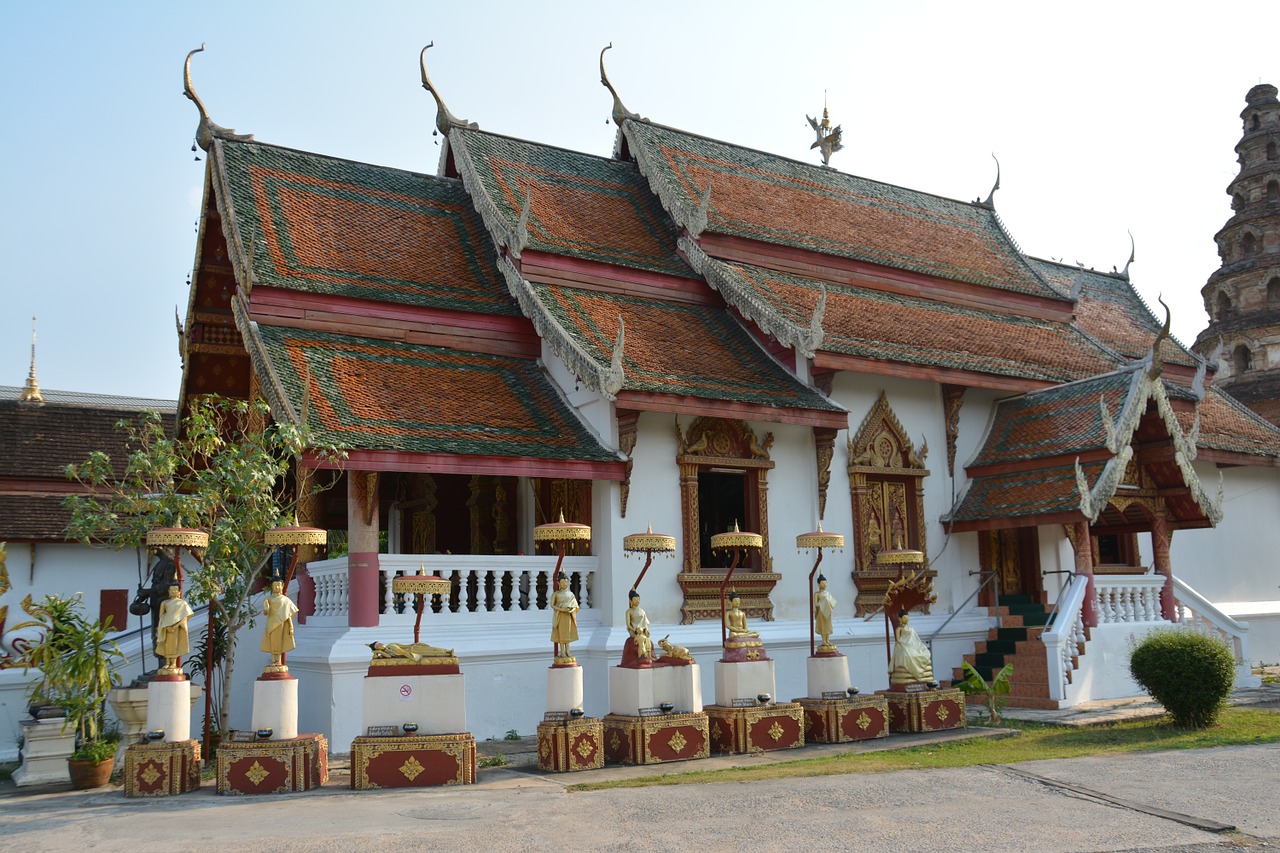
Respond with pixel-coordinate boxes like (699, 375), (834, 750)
(600, 44), (645, 126)
(1119, 230), (1136, 280)
(976, 154), (1000, 209)
(183, 44), (253, 151)
(1147, 296), (1172, 380)
(420, 42), (478, 137)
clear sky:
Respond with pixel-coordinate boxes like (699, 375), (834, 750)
(1, 1), (1275, 400)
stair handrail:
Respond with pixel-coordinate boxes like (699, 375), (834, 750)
(1170, 575), (1250, 666)
(1042, 573), (1090, 701)
(926, 570), (998, 652)
(1041, 569), (1076, 629)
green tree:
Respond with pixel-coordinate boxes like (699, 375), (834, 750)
(64, 395), (342, 735)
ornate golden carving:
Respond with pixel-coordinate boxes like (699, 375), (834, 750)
(668, 731), (688, 754)
(140, 765), (161, 785)
(935, 704), (950, 723)
(941, 384), (964, 478)
(768, 721), (784, 742)
(244, 760), (269, 786)
(575, 739), (594, 759)
(618, 410), (640, 518)
(856, 711), (872, 730)
(399, 756), (425, 781)
(609, 731), (622, 752)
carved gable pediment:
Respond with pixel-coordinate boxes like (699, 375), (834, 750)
(847, 392), (928, 474)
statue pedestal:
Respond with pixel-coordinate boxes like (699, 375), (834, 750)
(12, 717), (74, 787)
(536, 716), (603, 772)
(145, 676), (193, 742)
(123, 739), (201, 797)
(609, 664), (703, 715)
(603, 712), (709, 765)
(350, 733), (475, 789)
(252, 675), (299, 740)
(109, 683), (202, 768)
(879, 687), (966, 733)
(795, 695), (890, 743)
(705, 702), (804, 755)
(216, 733), (328, 795)
(806, 654), (852, 698)
(713, 659), (776, 706)
(546, 664), (584, 713)
(362, 670), (466, 735)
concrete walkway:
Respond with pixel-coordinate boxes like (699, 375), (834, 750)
(3, 683), (1277, 852)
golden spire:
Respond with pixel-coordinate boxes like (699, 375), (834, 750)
(19, 316), (43, 403)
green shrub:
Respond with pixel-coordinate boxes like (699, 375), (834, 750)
(1129, 628), (1235, 728)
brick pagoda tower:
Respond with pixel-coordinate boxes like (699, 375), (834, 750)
(1194, 83), (1280, 425)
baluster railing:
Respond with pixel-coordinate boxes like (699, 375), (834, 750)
(1092, 575), (1166, 625)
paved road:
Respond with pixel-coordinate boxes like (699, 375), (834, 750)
(3, 743), (1277, 852)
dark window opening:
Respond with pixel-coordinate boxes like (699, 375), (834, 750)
(698, 469), (748, 569)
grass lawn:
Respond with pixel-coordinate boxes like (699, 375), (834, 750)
(568, 707), (1280, 792)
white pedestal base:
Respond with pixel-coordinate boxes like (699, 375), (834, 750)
(547, 666), (584, 713)
(362, 673), (466, 735)
(713, 660), (777, 707)
(13, 717), (74, 787)
(807, 655), (852, 698)
(251, 677), (299, 740)
(610, 666), (703, 714)
(146, 679), (193, 743)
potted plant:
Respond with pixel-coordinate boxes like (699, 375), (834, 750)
(19, 594), (125, 788)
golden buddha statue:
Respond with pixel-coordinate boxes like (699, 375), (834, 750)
(625, 590), (652, 660)
(550, 576), (580, 662)
(260, 580), (299, 673)
(813, 575), (837, 653)
(889, 611), (934, 686)
(155, 585), (194, 674)
(369, 641), (455, 663)
(723, 591), (763, 652)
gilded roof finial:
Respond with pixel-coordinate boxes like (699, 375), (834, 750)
(420, 42), (478, 137)
(600, 44), (644, 126)
(184, 44), (254, 151)
(806, 92), (843, 168)
(19, 316), (43, 404)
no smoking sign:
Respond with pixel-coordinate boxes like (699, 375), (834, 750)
(399, 683), (412, 701)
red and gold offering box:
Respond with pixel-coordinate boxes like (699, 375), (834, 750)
(705, 702), (804, 755)
(123, 739), (201, 797)
(602, 712), (709, 765)
(216, 733), (328, 795)
(880, 688), (966, 733)
(349, 733), (476, 789)
(536, 717), (604, 772)
(796, 695), (890, 743)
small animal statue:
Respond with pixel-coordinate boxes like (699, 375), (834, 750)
(657, 635), (693, 662)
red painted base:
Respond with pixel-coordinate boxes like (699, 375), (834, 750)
(123, 739), (201, 797)
(536, 718), (604, 772)
(879, 688), (966, 733)
(705, 703), (804, 754)
(215, 733), (328, 795)
(796, 695), (889, 743)
(602, 712), (709, 765)
(349, 733), (476, 789)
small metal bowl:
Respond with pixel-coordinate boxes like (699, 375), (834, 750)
(256, 728), (273, 740)
(756, 693), (772, 705)
(402, 723), (419, 734)
(146, 730), (165, 742)
(659, 702), (675, 714)
(569, 707), (585, 719)
(847, 686), (860, 696)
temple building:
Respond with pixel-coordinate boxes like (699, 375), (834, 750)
(166, 52), (1280, 744)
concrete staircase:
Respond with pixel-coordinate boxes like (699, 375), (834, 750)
(954, 594), (1085, 711)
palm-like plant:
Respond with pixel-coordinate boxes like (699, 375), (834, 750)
(19, 594), (125, 755)
(955, 661), (1013, 724)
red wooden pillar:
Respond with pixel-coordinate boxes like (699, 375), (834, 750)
(1072, 521), (1098, 627)
(347, 472), (381, 628)
(1151, 507), (1177, 622)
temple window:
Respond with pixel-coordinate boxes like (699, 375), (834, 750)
(1233, 344), (1253, 373)
(1269, 141), (1279, 161)
(1242, 233), (1257, 256)
(674, 416), (779, 624)
(1251, 114), (1261, 131)
(1268, 277), (1280, 305)
(1232, 193), (1244, 212)
(847, 393), (932, 616)
(1267, 180), (1279, 206)
(1217, 290), (1233, 318)
(397, 473), (520, 556)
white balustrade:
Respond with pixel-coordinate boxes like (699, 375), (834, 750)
(1171, 576), (1251, 670)
(1093, 574), (1165, 624)
(303, 554), (597, 624)
(1043, 573), (1090, 700)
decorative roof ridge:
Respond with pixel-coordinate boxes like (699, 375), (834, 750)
(623, 119), (1018, 215)
(678, 237), (822, 358)
(230, 298), (301, 428)
(183, 44), (254, 151)
(450, 129), (526, 258)
(600, 44), (645, 127)
(1206, 385), (1280, 447)
(494, 254), (624, 400)
(980, 206), (1064, 303)
(208, 138), (255, 303)
(453, 124), (642, 172)
(626, 124), (712, 240)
